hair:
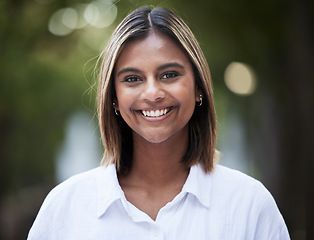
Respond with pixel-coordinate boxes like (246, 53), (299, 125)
(97, 6), (217, 173)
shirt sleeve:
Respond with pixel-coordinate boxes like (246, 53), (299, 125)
(27, 179), (75, 240)
(27, 188), (61, 240)
(253, 185), (290, 240)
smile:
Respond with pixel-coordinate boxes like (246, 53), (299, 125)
(141, 107), (171, 117)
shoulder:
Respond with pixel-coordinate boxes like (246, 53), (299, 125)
(34, 164), (119, 215)
(209, 165), (290, 239)
(207, 164), (278, 216)
(190, 164), (271, 211)
(213, 164), (259, 182)
(212, 164), (267, 193)
(45, 167), (102, 202)
(28, 166), (112, 239)
(32, 167), (103, 221)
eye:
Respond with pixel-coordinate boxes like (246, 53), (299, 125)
(161, 72), (179, 79)
(123, 76), (141, 83)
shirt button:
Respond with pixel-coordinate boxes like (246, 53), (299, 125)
(153, 230), (160, 237)
(151, 228), (163, 239)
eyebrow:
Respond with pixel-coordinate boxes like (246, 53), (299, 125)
(117, 67), (141, 76)
(117, 62), (185, 76)
(157, 62), (185, 71)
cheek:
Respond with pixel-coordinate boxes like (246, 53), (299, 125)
(173, 79), (196, 104)
(115, 87), (137, 111)
(181, 81), (197, 114)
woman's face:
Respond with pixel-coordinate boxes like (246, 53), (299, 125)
(114, 32), (200, 144)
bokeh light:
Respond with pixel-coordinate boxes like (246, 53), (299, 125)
(48, 8), (77, 36)
(62, 8), (78, 30)
(74, 4), (89, 29)
(84, 1), (117, 29)
(48, 1), (118, 37)
(224, 62), (257, 96)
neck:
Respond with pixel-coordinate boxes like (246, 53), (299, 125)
(125, 125), (190, 188)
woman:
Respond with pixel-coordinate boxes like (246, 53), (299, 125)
(28, 7), (290, 239)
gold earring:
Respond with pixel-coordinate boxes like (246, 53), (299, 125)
(113, 102), (120, 116)
(196, 94), (202, 107)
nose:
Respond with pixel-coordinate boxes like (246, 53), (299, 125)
(141, 77), (165, 102)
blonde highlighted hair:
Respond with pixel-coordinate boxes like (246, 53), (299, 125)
(97, 7), (217, 173)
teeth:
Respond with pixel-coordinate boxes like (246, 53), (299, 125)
(142, 108), (170, 117)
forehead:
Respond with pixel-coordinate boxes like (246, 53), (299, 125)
(115, 32), (190, 70)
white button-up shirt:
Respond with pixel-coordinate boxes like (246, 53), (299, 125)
(28, 164), (290, 239)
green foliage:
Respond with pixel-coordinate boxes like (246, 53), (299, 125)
(0, 0), (98, 195)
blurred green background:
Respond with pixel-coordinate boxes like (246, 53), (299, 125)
(0, 0), (313, 239)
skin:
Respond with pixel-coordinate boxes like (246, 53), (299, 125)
(114, 31), (202, 220)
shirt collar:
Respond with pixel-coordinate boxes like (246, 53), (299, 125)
(181, 164), (214, 209)
(96, 164), (124, 218)
(96, 163), (214, 217)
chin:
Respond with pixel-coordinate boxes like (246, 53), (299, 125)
(137, 131), (172, 144)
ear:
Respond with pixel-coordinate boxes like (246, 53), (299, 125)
(112, 99), (119, 111)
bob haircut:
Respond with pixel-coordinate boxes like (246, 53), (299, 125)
(97, 6), (217, 173)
